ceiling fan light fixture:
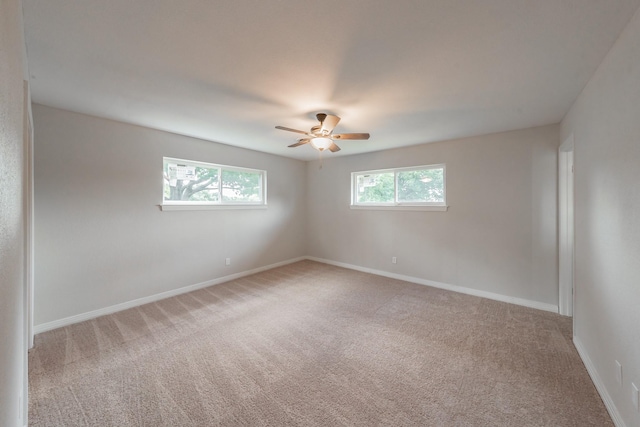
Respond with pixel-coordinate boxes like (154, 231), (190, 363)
(276, 114), (369, 154)
(310, 137), (333, 151)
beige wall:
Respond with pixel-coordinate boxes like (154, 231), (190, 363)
(24, 4), (640, 424)
(33, 105), (307, 326)
(0, 0), (28, 425)
(307, 125), (559, 308)
(33, 106), (561, 328)
(561, 6), (640, 426)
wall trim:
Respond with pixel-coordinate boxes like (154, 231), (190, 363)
(573, 336), (626, 427)
(32, 258), (625, 426)
(34, 255), (560, 335)
(306, 256), (559, 313)
(558, 134), (575, 317)
(33, 256), (306, 334)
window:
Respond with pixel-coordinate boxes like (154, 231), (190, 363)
(162, 157), (266, 210)
(351, 164), (446, 210)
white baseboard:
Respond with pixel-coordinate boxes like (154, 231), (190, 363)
(306, 256), (559, 313)
(35, 256), (623, 426)
(33, 256), (306, 334)
(34, 255), (559, 334)
(573, 336), (626, 427)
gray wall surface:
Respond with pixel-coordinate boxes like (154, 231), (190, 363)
(33, 105), (307, 326)
(22, 5), (640, 424)
(0, 0), (28, 425)
(306, 125), (559, 307)
(561, 6), (640, 426)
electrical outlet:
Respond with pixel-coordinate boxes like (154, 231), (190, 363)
(392, 257), (397, 264)
(615, 360), (622, 386)
(632, 383), (639, 412)
(225, 258), (231, 266)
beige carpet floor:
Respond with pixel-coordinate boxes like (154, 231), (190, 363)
(29, 260), (612, 426)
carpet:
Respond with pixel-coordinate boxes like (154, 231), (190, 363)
(29, 260), (612, 426)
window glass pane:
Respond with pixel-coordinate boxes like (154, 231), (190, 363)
(164, 162), (220, 202)
(356, 172), (394, 203)
(221, 169), (262, 203)
(397, 168), (444, 203)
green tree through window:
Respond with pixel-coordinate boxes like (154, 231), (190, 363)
(357, 172), (394, 203)
(353, 165), (445, 206)
(397, 168), (444, 203)
(163, 158), (265, 205)
(164, 165), (219, 201)
(221, 169), (262, 203)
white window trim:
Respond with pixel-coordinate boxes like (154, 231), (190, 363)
(161, 157), (267, 210)
(351, 164), (447, 210)
(160, 204), (268, 211)
(350, 205), (448, 211)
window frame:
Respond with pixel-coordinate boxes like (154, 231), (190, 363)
(351, 164), (447, 211)
(161, 157), (267, 211)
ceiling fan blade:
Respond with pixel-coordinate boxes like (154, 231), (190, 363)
(319, 114), (341, 133)
(332, 133), (370, 140)
(276, 126), (308, 135)
(288, 138), (310, 148)
(329, 142), (341, 152)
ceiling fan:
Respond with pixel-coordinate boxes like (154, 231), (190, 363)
(275, 113), (370, 152)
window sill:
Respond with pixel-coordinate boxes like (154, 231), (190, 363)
(160, 204), (267, 211)
(350, 205), (448, 211)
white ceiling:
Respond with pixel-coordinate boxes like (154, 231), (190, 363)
(22, 0), (640, 161)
